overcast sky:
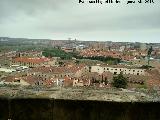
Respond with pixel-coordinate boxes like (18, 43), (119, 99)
(0, 0), (160, 43)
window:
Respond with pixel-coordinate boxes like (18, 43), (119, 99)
(14, 80), (20, 83)
(114, 72), (117, 75)
(107, 68), (109, 70)
(133, 70), (135, 72)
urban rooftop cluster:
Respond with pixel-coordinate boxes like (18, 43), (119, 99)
(0, 38), (160, 93)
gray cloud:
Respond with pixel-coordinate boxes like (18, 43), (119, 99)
(0, 0), (160, 42)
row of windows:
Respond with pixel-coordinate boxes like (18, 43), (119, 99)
(31, 73), (71, 78)
(13, 61), (43, 66)
(103, 67), (143, 73)
(114, 72), (141, 75)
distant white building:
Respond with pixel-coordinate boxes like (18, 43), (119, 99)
(119, 46), (125, 52)
(91, 65), (145, 75)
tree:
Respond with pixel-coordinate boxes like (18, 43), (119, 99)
(42, 48), (73, 60)
(147, 46), (153, 66)
(75, 60), (80, 64)
(112, 72), (127, 88)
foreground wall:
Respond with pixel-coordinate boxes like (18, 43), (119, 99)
(0, 98), (160, 120)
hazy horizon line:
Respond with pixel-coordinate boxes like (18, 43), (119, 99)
(0, 36), (159, 44)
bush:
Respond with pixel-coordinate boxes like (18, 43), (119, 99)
(140, 65), (154, 69)
(112, 73), (127, 88)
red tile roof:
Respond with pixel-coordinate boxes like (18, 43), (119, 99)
(13, 57), (50, 64)
(44, 79), (55, 86)
(2, 76), (21, 82)
(80, 49), (135, 60)
(22, 75), (43, 85)
(30, 64), (87, 74)
(80, 49), (121, 58)
(63, 76), (73, 87)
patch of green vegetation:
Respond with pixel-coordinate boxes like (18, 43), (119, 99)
(0, 44), (48, 52)
(112, 73), (128, 88)
(134, 84), (147, 89)
(42, 48), (74, 60)
(140, 65), (154, 69)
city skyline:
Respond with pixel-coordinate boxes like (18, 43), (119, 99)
(0, 0), (160, 43)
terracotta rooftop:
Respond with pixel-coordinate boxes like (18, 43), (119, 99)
(13, 57), (50, 64)
(63, 76), (73, 87)
(22, 75), (43, 85)
(30, 64), (87, 74)
(2, 76), (21, 82)
(80, 49), (121, 58)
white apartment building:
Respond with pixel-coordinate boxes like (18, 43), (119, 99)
(91, 65), (145, 75)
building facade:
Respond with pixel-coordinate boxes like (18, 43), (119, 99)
(91, 65), (145, 75)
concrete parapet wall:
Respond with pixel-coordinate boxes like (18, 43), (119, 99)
(0, 98), (160, 120)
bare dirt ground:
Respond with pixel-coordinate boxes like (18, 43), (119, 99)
(0, 86), (159, 102)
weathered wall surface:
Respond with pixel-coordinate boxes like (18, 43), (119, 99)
(0, 98), (160, 120)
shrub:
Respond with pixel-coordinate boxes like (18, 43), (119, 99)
(112, 73), (127, 88)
